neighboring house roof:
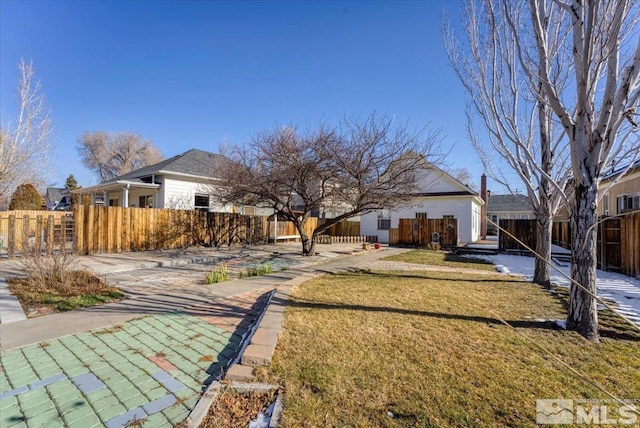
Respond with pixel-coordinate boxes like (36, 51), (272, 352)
(488, 194), (533, 213)
(105, 148), (228, 183)
(46, 187), (70, 202)
(602, 158), (640, 182)
(74, 149), (229, 194)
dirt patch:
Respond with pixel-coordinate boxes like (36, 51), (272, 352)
(199, 386), (278, 428)
(8, 269), (124, 317)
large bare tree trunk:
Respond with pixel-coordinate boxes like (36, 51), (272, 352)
(294, 218), (316, 256)
(566, 183), (599, 341)
(534, 214), (552, 289)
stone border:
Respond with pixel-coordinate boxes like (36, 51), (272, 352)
(230, 272), (320, 376)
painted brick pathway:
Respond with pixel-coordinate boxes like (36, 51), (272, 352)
(0, 288), (272, 428)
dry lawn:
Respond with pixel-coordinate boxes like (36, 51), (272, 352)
(383, 249), (496, 271)
(255, 270), (639, 427)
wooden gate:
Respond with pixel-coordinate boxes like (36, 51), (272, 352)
(397, 218), (457, 247)
(598, 218), (622, 272)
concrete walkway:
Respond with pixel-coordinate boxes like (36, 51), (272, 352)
(0, 243), (406, 427)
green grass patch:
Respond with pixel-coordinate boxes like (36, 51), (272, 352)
(383, 249), (496, 271)
(255, 270), (639, 427)
(205, 263), (230, 284)
(239, 263), (273, 279)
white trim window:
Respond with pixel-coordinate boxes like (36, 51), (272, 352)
(603, 194), (609, 216)
(617, 194), (640, 214)
(377, 210), (391, 230)
(194, 194), (210, 211)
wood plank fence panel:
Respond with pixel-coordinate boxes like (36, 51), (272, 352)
(500, 215), (639, 278)
(396, 218), (458, 247)
(499, 219), (537, 252)
(0, 210), (74, 256)
(71, 206), (270, 254)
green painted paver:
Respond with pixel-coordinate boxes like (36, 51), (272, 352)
(64, 411), (102, 428)
(1, 309), (258, 427)
(21, 399), (56, 419)
(140, 411), (170, 426)
(17, 387), (48, 407)
(113, 387), (147, 408)
(93, 396), (126, 420)
(24, 407), (58, 427)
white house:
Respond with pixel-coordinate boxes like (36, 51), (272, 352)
(360, 167), (484, 245)
(74, 149), (263, 213)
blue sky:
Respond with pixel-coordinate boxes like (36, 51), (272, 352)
(1, 0), (499, 191)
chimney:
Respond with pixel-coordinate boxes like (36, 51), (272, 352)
(480, 174), (488, 240)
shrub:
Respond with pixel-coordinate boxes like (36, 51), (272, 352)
(9, 248), (123, 315)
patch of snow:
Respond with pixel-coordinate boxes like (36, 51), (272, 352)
(248, 400), (277, 428)
(478, 254), (640, 328)
(249, 412), (269, 428)
(555, 319), (567, 330)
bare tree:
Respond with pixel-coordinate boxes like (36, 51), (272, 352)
(77, 131), (164, 181)
(444, 0), (572, 289)
(215, 115), (443, 256)
(447, 0), (640, 339)
(527, 0), (640, 340)
(448, 167), (477, 191)
(0, 59), (54, 200)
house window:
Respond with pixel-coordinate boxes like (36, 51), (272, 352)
(443, 215), (455, 219)
(603, 194), (609, 216)
(617, 194), (640, 214)
(109, 199), (119, 207)
(415, 212), (428, 219)
(195, 194), (210, 211)
(139, 195), (153, 208)
(377, 210), (391, 230)
(377, 218), (391, 230)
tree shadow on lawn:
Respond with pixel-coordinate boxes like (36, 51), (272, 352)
(281, 296), (563, 332)
(322, 269), (527, 285)
(284, 270), (640, 341)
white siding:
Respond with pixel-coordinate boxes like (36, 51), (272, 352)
(162, 178), (232, 212)
(361, 211), (389, 242)
(361, 196), (482, 244)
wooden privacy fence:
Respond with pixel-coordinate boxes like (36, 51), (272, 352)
(267, 216), (317, 241)
(0, 210), (75, 256)
(75, 206), (269, 254)
(500, 214), (640, 278)
(552, 221), (571, 249)
(394, 218), (458, 247)
(317, 219), (360, 236)
(499, 219), (537, 253)
(597, 213), (640, 278)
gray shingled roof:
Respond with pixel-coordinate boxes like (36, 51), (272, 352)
(106, 149), (229, 183)
(488, 194), (533, 212)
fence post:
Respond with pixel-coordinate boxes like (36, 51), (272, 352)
(36, 215), (43, 254)
(46, 216), (54, 255)
(8, 214), (15, 257)
(22, 215), (30, 253)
